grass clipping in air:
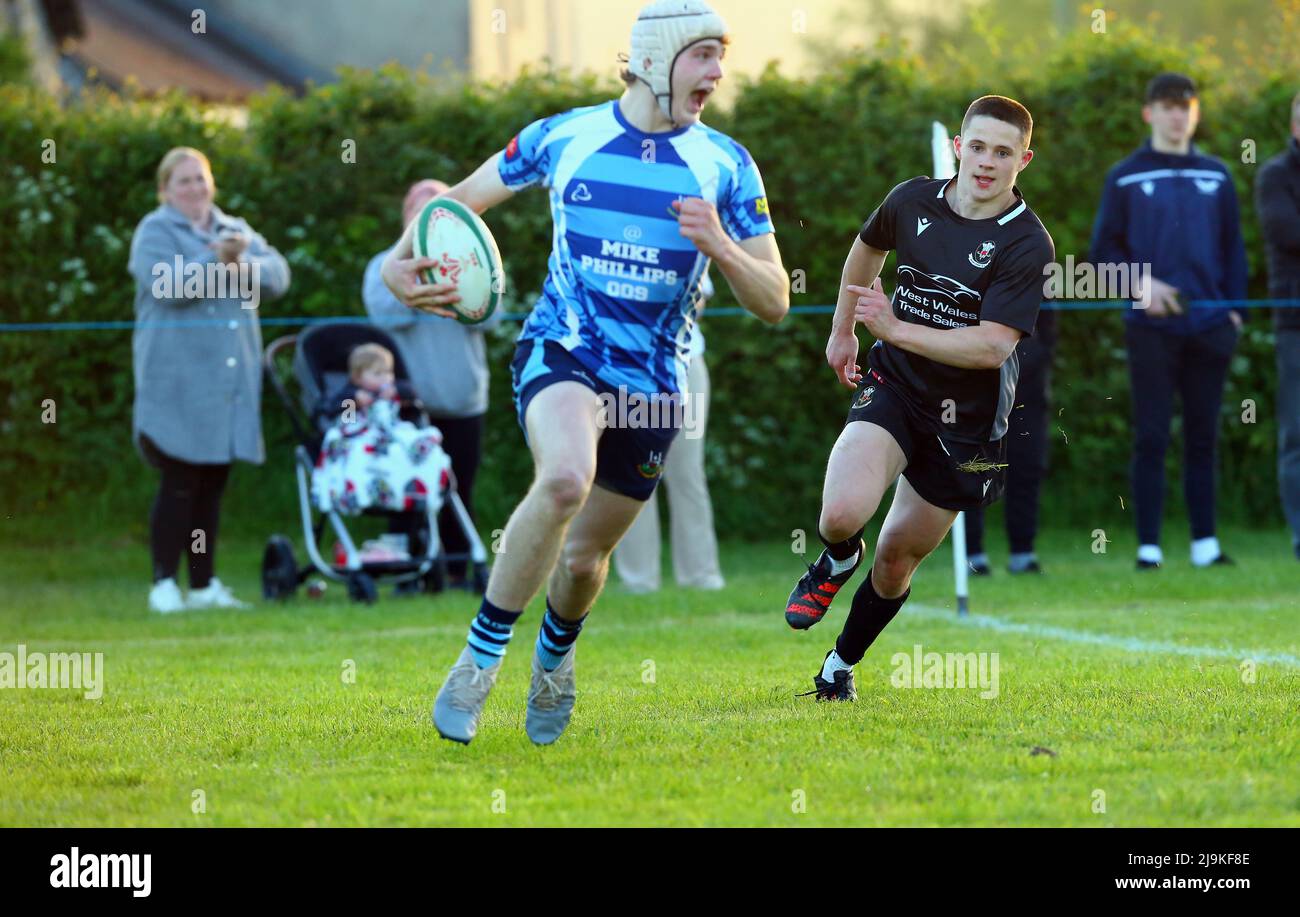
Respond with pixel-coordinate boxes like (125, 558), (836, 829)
(956, 459), (1009, 473)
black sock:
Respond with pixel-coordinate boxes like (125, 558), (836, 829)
(819, 526), (865, 562)
(834, 570), (910, 665)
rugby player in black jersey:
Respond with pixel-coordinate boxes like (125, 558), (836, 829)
(784, 95), (1055, 700)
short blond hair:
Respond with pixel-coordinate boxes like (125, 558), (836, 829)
(348, 343), (394, 380)
(156, 147), (215, 204)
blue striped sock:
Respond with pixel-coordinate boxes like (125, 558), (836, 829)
(466, 598), (523, 669)
(535, 600), (586, 671)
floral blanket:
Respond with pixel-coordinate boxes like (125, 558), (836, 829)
(310, 398), (450, 515)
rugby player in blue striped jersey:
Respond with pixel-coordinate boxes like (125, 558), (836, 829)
(382, 0), (789, 745)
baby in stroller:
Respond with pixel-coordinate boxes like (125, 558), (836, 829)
(261, 322), (491, 602)
(310, 342), (451, 526)
(322, 342), (401, 421)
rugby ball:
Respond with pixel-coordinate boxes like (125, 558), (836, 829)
(410, 197), (503, 324)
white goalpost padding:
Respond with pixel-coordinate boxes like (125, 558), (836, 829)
(930, 120), (969, 616)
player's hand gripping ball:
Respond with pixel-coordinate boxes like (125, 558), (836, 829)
(409, 198), (505, 324)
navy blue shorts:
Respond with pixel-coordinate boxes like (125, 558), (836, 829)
(845, 371), (1007, 512)
(510, 339), (680, 502)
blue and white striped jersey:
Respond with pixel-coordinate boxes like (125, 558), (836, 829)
(498, 100), (774, 395)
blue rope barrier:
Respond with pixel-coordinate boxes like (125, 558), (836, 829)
(1, 299), (1296, 334)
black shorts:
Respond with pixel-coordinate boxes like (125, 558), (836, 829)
(510, 339), (679, 502)
(845, 372), (1007, 512)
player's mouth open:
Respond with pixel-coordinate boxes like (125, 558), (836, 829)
(689, 89), (711, 111)
(974, 175), (995, 189)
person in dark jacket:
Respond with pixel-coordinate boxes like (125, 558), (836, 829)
(1256, 91), (1300, 560)
(1090, 73), (1248, 570)
(964, 308), (1056, 575)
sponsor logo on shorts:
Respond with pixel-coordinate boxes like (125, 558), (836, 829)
(637, 450), (665, 479)
(853, 385), (875, 409)
(968, 240), (996, 269)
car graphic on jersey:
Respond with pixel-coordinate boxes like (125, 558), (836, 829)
(894, 264), (983, 308)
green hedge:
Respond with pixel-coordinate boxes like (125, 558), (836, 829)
(1, 25), (1294, 544)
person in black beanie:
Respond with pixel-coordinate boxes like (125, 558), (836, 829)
(1256, 91), (1300, 560)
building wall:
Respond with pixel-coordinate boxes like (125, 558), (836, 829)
(467, 0), (967, 96)
(2, 0), (63, 92)
(218, 0), (471, 73)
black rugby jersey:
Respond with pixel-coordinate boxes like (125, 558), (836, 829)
(859, 176), (1054, 443)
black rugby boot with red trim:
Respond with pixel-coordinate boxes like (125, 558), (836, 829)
(784, 540), (864, 630)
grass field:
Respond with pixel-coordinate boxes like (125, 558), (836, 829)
(1, 523), (1297, 827)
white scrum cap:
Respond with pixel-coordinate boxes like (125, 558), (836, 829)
(628, 0), (728, 123)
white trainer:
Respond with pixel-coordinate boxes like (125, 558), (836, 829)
(186, 578), (250, 610)
(148, 578), (186, 614)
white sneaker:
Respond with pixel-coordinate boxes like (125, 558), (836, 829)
(148, 578), (187, 614)
(186, 578), (250, 610)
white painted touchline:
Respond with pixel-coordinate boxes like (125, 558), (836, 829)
(907, 604), (1300, 669)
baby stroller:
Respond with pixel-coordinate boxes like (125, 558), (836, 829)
(261, 322), (490, 603)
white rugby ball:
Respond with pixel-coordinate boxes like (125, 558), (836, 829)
(410, 197), (503, 324)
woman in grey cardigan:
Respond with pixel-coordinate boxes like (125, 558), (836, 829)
(128, 147), (290, 612)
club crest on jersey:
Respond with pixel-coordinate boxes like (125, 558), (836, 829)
(505, 134), (521, 161)
(853, 385), (875, 409)
(637, 450), (665, 479)
(968, 240), (995, 269)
